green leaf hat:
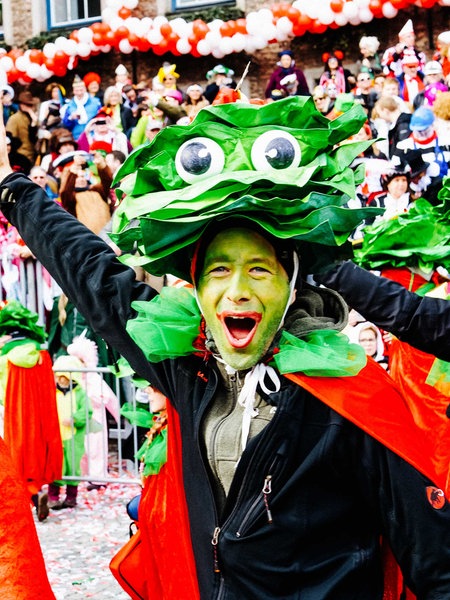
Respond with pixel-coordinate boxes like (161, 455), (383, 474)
(111, 96), (382, 280)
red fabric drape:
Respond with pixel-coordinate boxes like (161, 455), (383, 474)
(3, 350), (63, 495)
(138, 402), (200, 599)
(0, 436), (55, 599)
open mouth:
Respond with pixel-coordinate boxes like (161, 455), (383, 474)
(219, 312), (261, 348)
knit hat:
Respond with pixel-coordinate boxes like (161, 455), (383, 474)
(409, 106), (435, 131)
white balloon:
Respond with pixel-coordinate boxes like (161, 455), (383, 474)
(170, 17), (189, 37)
(343, 1), (358, 19)
(262, 24), (278, 41)
(176, 38), (192, 54)
(100, 45), (112, 53)
(276, 16), (294, 35)
(109, 17), (123, 31)
(77, 43), (91, 58)
(208, 19), (224, 31)
(253, 36), (268, 50)
(231, 33), (247, 53)
(40, 64), (53, 79)
(382, 2), (398, 18)
(212, 48), (225, 59)
(317, 7), (335, 25)
(0, 56), (14, 71)
(43, 42), (56, 59)
(304, 5), (319, 19)
(257, 8), (274, 21)
(292, 0), (308, 11)
(54, 36), (69, 50)
(334, 12), (349, 26)
(205, 30), (222, 49)
(119, 38), (134, 54)
(349, 15), (362, 25)
(359, 8), (374, 22)
(78, 27), (93, 44)
(147, 29), (163, 45)
(101, 8), (115, 24)
(15, 56), (29, 71)
(61, 39), (78, 56)
(196, 39), (211, 56)
(106, 0), (122, 8)
(123, 0), (138, 8)
(26, 63), (41, 79)
(219, 37), (234, 55)
(124, 17), (140, 34)
(153, 15), (168, 28)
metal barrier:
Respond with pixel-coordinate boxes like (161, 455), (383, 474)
(53, 365), (142, 485)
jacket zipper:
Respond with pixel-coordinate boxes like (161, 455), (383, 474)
(235, 471), (275, 537)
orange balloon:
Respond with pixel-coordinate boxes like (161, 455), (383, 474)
(118, 7), (132, 19)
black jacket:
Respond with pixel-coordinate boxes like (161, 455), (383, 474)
(2, 174), (450, 599)
(316, 261), (450, 362)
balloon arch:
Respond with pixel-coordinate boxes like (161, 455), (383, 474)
(0, 0), (447, 85)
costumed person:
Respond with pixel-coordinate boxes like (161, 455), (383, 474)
(49, 354), (92, 509)
(433, 30), (450, 81)
(157, 62), (181, 94)
(204, 64), (236, 103)
(1, 84), (18, 123)
(381, 19), (426, 78)
(83, 71), (103, 103)
(6, 90), (39, 166)
(2, 97), (450, 600)
(264, 49), (310, 100)
(181, 84), (210, 121)
(319, 51), (354, 95)
(0, 434), (56, 599)
(0, 300), (63, 522)
(367, 165), (412, 221)
(396, 51), (425, 107)
(67, 333), (120, 489)
(358, 36), (382, 78)
(114, 64), (132, 92)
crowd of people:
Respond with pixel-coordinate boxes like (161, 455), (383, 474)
(0, 19), (450, 600)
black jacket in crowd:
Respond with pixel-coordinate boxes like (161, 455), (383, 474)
(2, 174), (450, 599)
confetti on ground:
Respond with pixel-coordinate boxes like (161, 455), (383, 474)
(35, 480), (141, 599)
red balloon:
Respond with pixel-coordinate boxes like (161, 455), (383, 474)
(330, 0), (344, 11)
(29, 49), (43, 64)
(420, 0), (436, 7)
(118, 7), (132, 19)
(279, 2), (291, 17)
(115, 26), (130, 40)
(136, 39), (151, 52)
(292, 24), (306, 36)
(235, 18), (247, 34)
(91, 22), (104, 34)
(220, 21), (235, 37)
(92, 32), (104, 46)
(287, 6), (300, 22)
(54, 50), (69, 65)
(309, 20), (327, 34)
(45, 57), (56, 70)
(369, 0), (383, 15)
(128, 33), (140, 47)
(271, 3), (282, 19)
(105, 30), (116, 45)
(7, 67), (19, 83)
(153, 38), (169, 56)
(70, 30), (79, 42)
(160, 23), (172, 38)
(192, 19), (209, 39)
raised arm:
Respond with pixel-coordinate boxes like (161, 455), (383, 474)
(316, 261), (450, 361)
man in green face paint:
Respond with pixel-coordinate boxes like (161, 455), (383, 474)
(1, 97), (450, 600)
(197, 227), (293, 371)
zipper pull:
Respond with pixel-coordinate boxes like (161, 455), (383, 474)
(211, 526), (221, 573)
(262, 475), (273, 524)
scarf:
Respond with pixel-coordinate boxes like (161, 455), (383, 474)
(73, 93), (89, 124)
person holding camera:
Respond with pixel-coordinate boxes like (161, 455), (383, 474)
(62, 76), (101, 141)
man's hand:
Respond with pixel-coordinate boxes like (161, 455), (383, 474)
(0, 100), (13, 183)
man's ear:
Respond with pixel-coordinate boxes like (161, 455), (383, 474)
(289, 288), (297, 306)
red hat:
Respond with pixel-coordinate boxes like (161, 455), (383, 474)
(90, 140), (113, 154)
(83, 72), (101, 87)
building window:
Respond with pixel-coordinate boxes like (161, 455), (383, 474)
(47, 0), (101, 28)
(0, 0), (3, 34)
(172, 0), (233, 9)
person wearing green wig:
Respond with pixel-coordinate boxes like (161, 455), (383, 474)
(1, 96), (450, 599)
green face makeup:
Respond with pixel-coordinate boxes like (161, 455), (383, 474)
(197, 228), (291, 370)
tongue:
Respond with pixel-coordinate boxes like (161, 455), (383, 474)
(226, 317), (255, 340)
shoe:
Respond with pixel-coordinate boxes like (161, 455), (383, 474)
(37, 492), (49, 522)
(86, 483), (107, 491)
(60, 498), (77, 509)
(48, 499), (63, 510)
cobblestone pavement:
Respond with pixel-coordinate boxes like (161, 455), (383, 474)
(35, 480), (141, 599)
